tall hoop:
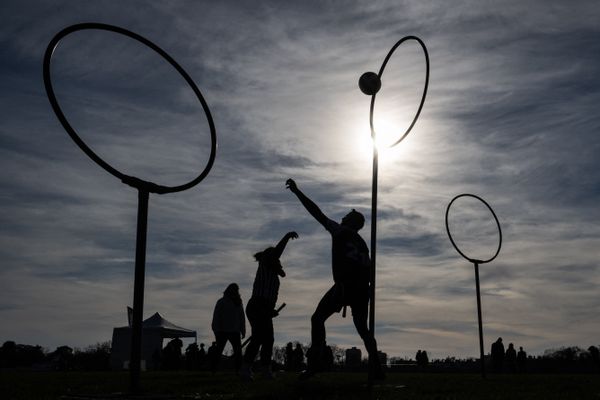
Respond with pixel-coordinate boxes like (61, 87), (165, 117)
(43, 22), (217, 194)
(445, 193), (502, 264)
(369, 36), (430, 147)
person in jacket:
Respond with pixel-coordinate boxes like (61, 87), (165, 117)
(211, 283), (246, 373)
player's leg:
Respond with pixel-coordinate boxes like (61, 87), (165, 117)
(229, 332), (243, 373)
(304, 285), (342, 376)
(241, 298), (261, 380)
(259, 316), (275, 378)
(211, 332), (228, 374)
(352, 300), (385, 380)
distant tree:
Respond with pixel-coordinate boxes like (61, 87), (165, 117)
(72, 341), (111, 370)
(544, 346), (586, 362)
(329, 344), (345, 367)
(271, 345), (286, 368)
(49, 345), (74, 370)
(0, 341), (45, 368)
(0, 341), (18, 367)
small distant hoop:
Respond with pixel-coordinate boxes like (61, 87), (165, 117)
(369, 36), (430, 148)
(43, 23), (217, 194)
(445, 193), (502, 264)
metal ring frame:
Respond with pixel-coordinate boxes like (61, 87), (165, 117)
(43, 23), (217, 194)
(369, 36), (430, 146)
(445, 193), (502, 264)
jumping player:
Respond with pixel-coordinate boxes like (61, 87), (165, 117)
(285, 178), (384, 381)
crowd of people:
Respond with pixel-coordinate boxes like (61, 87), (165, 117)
(490, 337), (528, 373)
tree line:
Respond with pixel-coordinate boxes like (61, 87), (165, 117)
(1, 340), (598, 373)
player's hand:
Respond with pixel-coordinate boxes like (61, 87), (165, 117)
(272, 309), (280, 317)
(287, 231), (299, 240)
(285, 178), (298, 193)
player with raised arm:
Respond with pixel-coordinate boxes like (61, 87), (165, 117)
(240, 231), (298, 381)
(286, 178), (384, 381)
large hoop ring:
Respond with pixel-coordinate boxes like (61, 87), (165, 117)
(369, 36), (430, 147)
(43, 23), (217, 194)
(445, 193), (502, 264)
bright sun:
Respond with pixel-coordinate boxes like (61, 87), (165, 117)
(355, 114), (418, 163)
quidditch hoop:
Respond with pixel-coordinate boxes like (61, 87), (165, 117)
(43, 23), (217, 194)
(369, 36), (430, 147)
(445, 193), (502, 264)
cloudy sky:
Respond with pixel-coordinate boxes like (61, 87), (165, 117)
(1, 0), (599, 359)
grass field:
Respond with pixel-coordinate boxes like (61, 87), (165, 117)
(2, 370), (599, 399)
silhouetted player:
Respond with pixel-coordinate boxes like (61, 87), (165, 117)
(241, 231), (298, 380)
(286, 178), (384, 380)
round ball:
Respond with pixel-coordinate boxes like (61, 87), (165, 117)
(358, 71), (381, 95)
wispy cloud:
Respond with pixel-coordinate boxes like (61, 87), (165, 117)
(1, 0), (599, 359)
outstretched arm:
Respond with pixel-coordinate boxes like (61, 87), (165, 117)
(286, 179), (329, 227)
(273, 231), (299, 259)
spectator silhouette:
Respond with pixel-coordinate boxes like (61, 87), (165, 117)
(517, 346), (527, 373)
(286, 178), (384, 381)
(491, 337), (505, 373)
(589, 346), (600, 371)
(185, 342), (200, 370)
(241, 231), (298, 381)
(293, 343), (304, 371)
(416, 350), (429, 370)
(285, 342), (294, 371)
(506, 343), (517, 373)
(207, 341), (217, 372)
(324, 344), (335, 371)
(152, 348), (161, 370)
(211, 283), (246, 374)
(198, 343), (206, 369)
(162, 338), (183, 370)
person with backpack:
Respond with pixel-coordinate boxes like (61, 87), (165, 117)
(285, 178), (384, 381)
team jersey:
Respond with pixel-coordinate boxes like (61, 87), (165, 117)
(251, 262), (280, 306)
(324, 219), (371, 286)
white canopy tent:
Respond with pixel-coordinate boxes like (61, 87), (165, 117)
(110, 312), (196, 370)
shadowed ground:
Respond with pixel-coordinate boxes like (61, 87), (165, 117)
(2, 371), (599, 399)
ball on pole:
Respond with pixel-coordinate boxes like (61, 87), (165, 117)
(358, 71), (381, 95)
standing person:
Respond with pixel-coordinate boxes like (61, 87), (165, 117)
(416, 350), (423, 368)
(285, 342), (294, 371)
(588, 346), (600, 371)
(198, 343), (206, 369)
(293, 343), (305, 371)
(240, 231), (299, 381)
(211, 283), (246, 374)
(505, 343), (517, 373)
(285, 178), (384, 381)
(491, 337), (505, 373)
(517, 346), (527, 373)
(421, 350), (429, 367)
(207, 341), (217, 371)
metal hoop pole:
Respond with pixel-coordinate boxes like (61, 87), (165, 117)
(130, 189), (149, 392)
(474, 261), (486, 378)
(366, 35), (429, 338)
(369, 145), (379, 335)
